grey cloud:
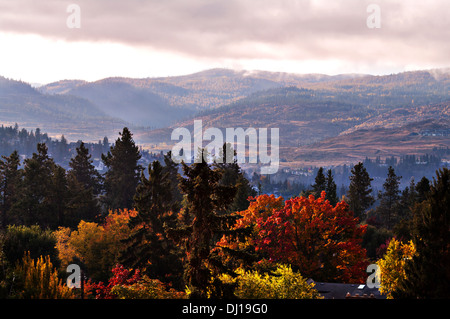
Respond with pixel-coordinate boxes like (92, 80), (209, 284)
(0, 0), (448, 67)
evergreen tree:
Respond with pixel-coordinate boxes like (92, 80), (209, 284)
(162, 151), (183, 208)
(55, 135), (68, 163)
(378, 166), (402, 229)
(102, 128), (142, 210)
(213, 143), (239, 182)
(64, 142), (102, 227)
(393, 178), (418, 241)
(167, 149), (245, 298)
(397, 178), (417, 220)
(230, 174), (256, 212)
(121, 160), (183, 289)
(312, 167), (326, 198)
(393, 168), (450, 298)
(213, 143), (256, 212)
(68, 142), (102, 196)
(18, 143), (56, 227)
(407, 177), (418, 206)
(325, 169), (338, 206)
(65, 175), (99, 228)
(415, 176), (431, 203)
(347, 162), (375, 221)
(102, 136), (109, 154)
(0, 150), (22, 228)
(35, 128), (42, 143)
(48, 165), (69, 228)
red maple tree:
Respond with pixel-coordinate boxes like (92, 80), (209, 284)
(85, 264), (141, 299)
(253, 192), (368, 283)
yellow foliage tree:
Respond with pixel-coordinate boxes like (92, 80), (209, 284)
(220, 264), (322, 299)
(377, 238), (416, 299)
(14, 252), (74, 299)
(54, 209), (137, 281)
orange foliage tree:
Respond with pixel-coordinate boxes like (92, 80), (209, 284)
(255, 192), (368, 283)
(219, 193), (368, 283)
(218, 194), (284, 253)
(55, 209), (137, 282)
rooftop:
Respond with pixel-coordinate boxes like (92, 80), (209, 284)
(311, 281), (385, 299)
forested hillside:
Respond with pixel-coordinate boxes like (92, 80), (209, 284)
(0, 126), (448, 299)
(4, 68), (450, 167)
(140, 69), (450, 167)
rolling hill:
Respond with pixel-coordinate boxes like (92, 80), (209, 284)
(0, 76), (126, 141)
(134, 68), (450, 168)
(290, 118), (450, 167)
(3, 67), (450, 168)
(38, 69), (368, 128)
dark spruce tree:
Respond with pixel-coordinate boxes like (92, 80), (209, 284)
(167, 148), (251, 299)
(68, 142), (102, 195)
(415, 176), (431, 203)
(55, 134), (68, 164)
(65, 175), (99, 228)
(0, 150), (22, 228)
(48, 165), (69, 228)
(377, 166), (401, 229)
(163, 151), (183, 206)
(121, 160), (183, 289)
(17, 143), (56, 228)
(230, 173), (256, 212)
(65, 142), (102, 228)
(325, 169), (338, 206)
(347, 162), (375, 221)
(213, 143), (256, 212)
(393, 168), (450, 298)
(312, 167), (326, 198)
(398, 178), (418, 219)
(102, 127), (142, 210)
(392, 178), (419, 240)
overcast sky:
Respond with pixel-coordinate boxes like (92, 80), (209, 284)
(0, 0), (448, 84)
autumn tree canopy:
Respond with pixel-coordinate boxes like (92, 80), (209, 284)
(220, 192), (368, 283)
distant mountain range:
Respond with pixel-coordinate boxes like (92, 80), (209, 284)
(1, 68), (450, 167)
(38, 69), (367, 128)
(0, 76), (126, 141)
(135, 68), (450, 166)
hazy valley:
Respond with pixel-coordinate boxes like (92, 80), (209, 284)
(1, 67), (450, 171)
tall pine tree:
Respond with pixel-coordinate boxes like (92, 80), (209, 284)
(48, 165), (68, 228)
(213, 143), (256, 212)
(163, 151), (183, 207)
(102, 128), (142, 210)
(121, 160), (183, 289)
(397, 178), (418, 221)
(167, 149), (244, 298)
(312, 167), (326, 198)
(65, 142), (102, 227)
(377, 166), (401, 229)
(68, 142), (102, 195)
(18, 143), (56, 228)
(394, 168), (450, 298)
(325, 169), (338, 206)
(415, 176), (431, 203)
(347, 162), (374, 221)
(0, 150), (21, 228)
